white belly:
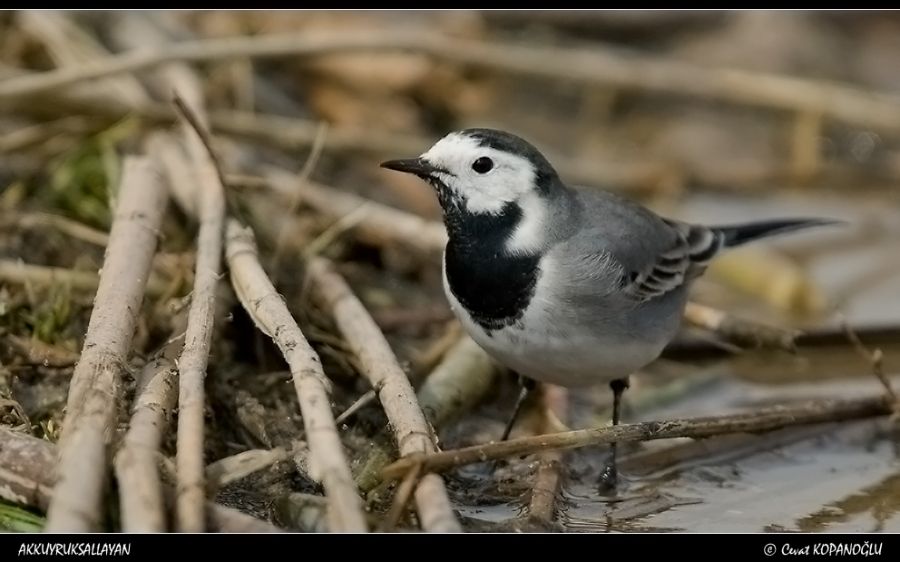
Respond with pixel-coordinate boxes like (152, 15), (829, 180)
(459, 312), (661, 387)
(442, 265), (666, 388)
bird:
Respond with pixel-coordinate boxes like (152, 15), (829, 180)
(380, 127), (839, 488)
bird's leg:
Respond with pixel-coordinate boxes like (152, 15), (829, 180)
(500, 374), (536, 442)
(598, 376), (630, 491)
(490, 374), (535, 475)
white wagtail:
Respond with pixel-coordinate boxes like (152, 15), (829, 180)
(381, 128), (838, 487)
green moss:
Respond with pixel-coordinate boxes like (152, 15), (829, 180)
(0, 283), (76, 349)
(24, 284), (73, 345)
(0, 500), (45, 533)
(40, 117), (140, 230)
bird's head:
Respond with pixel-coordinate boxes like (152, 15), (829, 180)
(381, 128), (563, 217)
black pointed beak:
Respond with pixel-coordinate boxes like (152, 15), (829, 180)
(380, 158), (441, 179)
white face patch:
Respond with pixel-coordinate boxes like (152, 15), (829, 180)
(505, 191), (547, 255)
(420, 133), (538, 215)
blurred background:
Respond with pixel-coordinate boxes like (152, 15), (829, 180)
(1, 10), (899, 533)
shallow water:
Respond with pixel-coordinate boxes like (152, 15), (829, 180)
(564, 420), (900, 532)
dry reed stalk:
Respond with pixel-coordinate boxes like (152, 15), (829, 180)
(113, 358), (178, 532)
(305, 257), (461, 532)
(44, 157), (168, 532)
(225, 220), (368, 532)
(169, 92), (227, 533)
(115, 16), (227, 531)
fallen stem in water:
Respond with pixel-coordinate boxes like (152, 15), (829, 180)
(381, 395), (894, 480)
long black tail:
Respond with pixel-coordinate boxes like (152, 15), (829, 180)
(712, 217), (843, 249)
(673, 217), (844, 279)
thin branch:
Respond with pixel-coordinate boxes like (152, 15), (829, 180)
(205, 447), (291, 492)
(0, 259), (168, 296)
(682, 301), (799, 352)
(2, 211), (110, 247)
(663, 324), (900, 361)
(0, 116), (95, 153)
(161, 54), (227, 530)
(5, 30), (900, 133)
(334, 389), (376, 426)
(268, 122), (329, 273)
(15, 10), (152, 109)
(6, 333), (80, 368)
(380, 462), (422, 532)
(842, 320), (899, 407)
(113, 358), (177, 532)
(382, 395), (894, 480)
(263, 167), (447, 257)
(225, 220), (368, 532)
(44, 156), (169, 532)
(353, 333), (497, 494)
(0, 31), (426, 102)
(172, 95), (226, 185)
(146, 132), (197, 219)
(214, 108), (427, 158)
(113, 299), (187, 534)
(305, 257), (461, 533)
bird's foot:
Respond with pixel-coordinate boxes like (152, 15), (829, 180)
(597, 461), (619, 495)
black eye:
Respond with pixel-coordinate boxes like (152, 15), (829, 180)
(471, 157), (494, 174)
